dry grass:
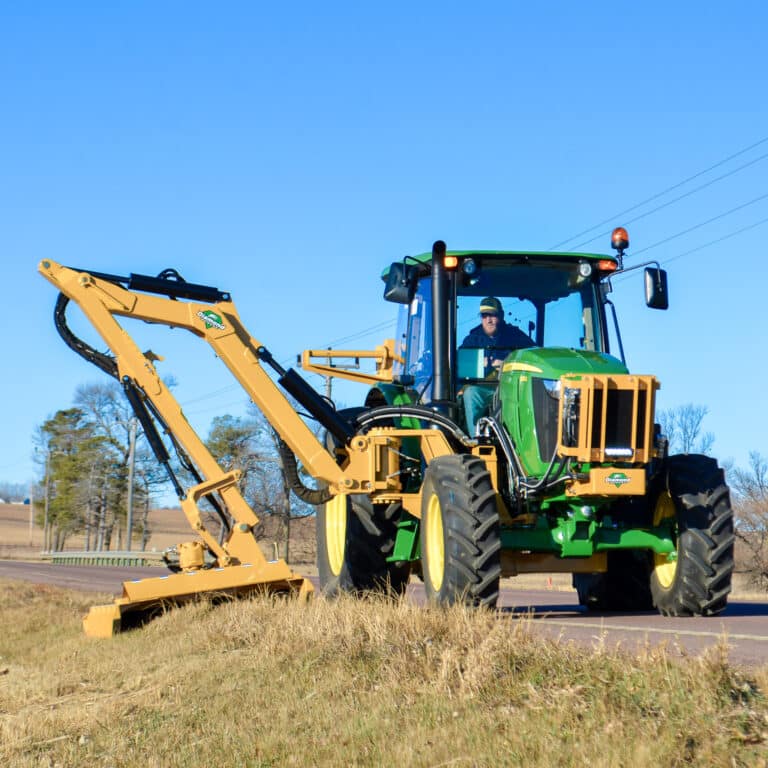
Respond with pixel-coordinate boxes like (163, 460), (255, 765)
(1, 580), (767, 768)
(0, 504), (45, 559)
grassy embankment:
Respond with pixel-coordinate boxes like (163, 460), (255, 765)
(0, 580), (766, 767)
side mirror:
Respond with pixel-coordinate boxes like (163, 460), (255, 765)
(644, 267), (669, 310)
(383, 262), (419, 304)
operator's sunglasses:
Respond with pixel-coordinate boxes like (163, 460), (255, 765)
(480, 312), (499, 318)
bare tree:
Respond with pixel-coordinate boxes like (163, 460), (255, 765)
(657, 403), (714, 455)
(729, 451), (768, 590)
(205, 405), (319, 563)
(75, 381), (167, 550)
(249, 404), (322, 563)
(0, 482), (26, 502)
(205, 413), (266, 541)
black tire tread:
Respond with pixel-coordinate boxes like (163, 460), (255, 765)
(573, 550), (654, 612)
(421, 454), (501, 608)
(316, 406), (410, 598)
(317, 495), (411, 597)
(651, 454), (735, 617)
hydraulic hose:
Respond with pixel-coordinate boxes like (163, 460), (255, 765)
(276, 437), (333, 506)
(476, 415), (524, 491)
(54, 291), (232, 533)
(355, 405), (474, 447)
(54, 293), (118, 379)
(275, 404), (474, 506)
(520, 453), (571, 494)
(477, 415), (572, 496)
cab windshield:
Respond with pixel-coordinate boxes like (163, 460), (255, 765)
(393, 257), (606, 399)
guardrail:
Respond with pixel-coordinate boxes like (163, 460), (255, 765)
(42, 550), (166, 567)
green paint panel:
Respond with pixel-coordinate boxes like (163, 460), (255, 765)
(500, 521), (675, 557)
(498, 348), (628, 476)
(371, 384), (422, 489)
(390, 515), (420, 562)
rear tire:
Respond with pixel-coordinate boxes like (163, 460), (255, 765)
(316, 406), (410, 597)
(420, 454), (501, 608)
(574, 550), (654, 612)
(650, 454), (734, 617)
(317, 494), (410, 597)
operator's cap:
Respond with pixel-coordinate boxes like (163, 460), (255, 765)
(479, 297), (503, 316)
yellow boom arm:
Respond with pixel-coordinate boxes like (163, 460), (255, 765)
(39, 260), (344, 634)
(39, 260), (457, 636)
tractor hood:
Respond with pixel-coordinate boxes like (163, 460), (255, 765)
(502, 347), (629, 380)
(498, 348), (631, 475)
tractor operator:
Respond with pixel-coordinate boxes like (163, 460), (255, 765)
(460, 296), (533, 434)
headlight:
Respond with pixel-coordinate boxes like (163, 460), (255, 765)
(542, 378), (561, 400)
(578, 261), (593, 278)
(561, 386), (580, 447)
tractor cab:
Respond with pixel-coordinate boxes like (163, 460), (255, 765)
(387, 247), (619, 415)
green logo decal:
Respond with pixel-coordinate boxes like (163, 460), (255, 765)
(197, 310), (226, 331)
(606, 472), (631, 488)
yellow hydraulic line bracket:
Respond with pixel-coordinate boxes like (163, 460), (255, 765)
(301, 340), (402, 385)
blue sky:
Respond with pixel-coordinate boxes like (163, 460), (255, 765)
(1, 2), (767, 493)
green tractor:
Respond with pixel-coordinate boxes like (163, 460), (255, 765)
(313, 230), (734, 616)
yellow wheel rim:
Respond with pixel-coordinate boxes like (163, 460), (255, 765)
(325, 495), (347, 576)
(425, 493), (445, 592)
(653, 491), (677, 589)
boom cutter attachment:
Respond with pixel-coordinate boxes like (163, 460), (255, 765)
(39, 260), (323, 636)
(82, 562), (313, 639)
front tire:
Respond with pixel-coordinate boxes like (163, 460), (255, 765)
(650, 454), (734, 616)
(420, 454), (501, 608)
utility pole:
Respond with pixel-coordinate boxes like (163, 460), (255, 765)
(28, 483), (34, 547)
(325, 349), (333, 400)
(43, 450), (51, 552)
(125, 417), (137, 551)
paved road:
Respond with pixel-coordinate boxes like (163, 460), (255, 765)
(1, 560), (766, 668)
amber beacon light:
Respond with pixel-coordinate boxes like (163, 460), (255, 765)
(610, 227), (629, 267)
(611, 227), (629, 250)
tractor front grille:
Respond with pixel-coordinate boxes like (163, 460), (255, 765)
(532, 378), (559, 461)
(557, 374), (659, 464)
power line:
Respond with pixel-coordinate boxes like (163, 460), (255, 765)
(175, 186), (768, 412)
(549, 135), (768, 250)
(319, 318), (395, 348)
(184, 147), (768, 407)
(179, 317), (396, 406)
(662, 214), (768, 267)
(567, 150), (768, 251)
(181, 382), (241, 406)
(627, 191), (768, 260)
(614, 212), (768, 284)
(278, 317), (396, 369)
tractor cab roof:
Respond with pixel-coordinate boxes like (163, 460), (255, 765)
(382, 250), (617, 279)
